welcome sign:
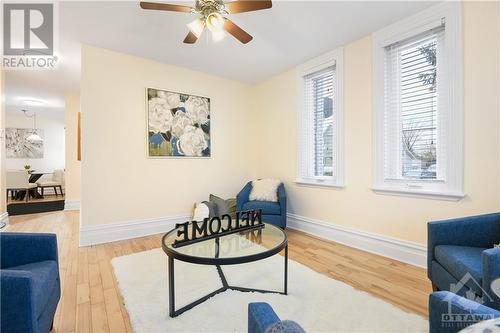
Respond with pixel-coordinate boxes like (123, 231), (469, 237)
(173, 210), (264, 248)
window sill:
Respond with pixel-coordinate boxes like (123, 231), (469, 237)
(295, 179), (345, 189)
(371, 186), (465, 201)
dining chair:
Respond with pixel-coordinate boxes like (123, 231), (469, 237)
(36, 170), (64, 197)
(6, 171), (38, 202)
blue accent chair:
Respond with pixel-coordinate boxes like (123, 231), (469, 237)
(248, 303), (305, 333)
(237, 181), (287, 229)
(428, 213), (500, 310)
(429, 291), (500, 333)
(1, 232), (61, 333)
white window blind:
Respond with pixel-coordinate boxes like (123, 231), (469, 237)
(373, 2), (464, 200)
(384, 26), (445, 181)
(297, 48), (344, 188)
(304, 66), (336, 178)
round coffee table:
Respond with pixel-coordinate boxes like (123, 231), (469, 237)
(162, 222), (288, 317)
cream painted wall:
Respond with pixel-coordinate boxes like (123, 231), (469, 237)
(0, 70), (5, 215)
(253, 1), (500, 244)
(81, 45), (256, 227)
(65, 93), (81, 201)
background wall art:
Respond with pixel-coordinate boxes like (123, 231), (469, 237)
(5, 128), (44, 159)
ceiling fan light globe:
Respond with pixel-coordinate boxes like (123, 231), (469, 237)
(187, 18), (205, 38)
(206, 12), (224, 32)
(211, 29), (226, 42)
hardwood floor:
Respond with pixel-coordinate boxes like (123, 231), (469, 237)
(7, 193), (65, 205)
(5, 210), (431, 333)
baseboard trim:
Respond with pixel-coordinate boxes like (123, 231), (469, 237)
(0, 212), (9, 229)
(79, 214), (191, 247)
(78, 211), (426, 266)
(64, 200), (80, 211)
(287, 213), (426, 268)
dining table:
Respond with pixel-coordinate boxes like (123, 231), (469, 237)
(12, 171), (53, 201)
(29, 172), (49, 184)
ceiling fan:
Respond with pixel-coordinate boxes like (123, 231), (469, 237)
(140, 0), (272, 44)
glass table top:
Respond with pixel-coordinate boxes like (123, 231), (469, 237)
(162, 221), (287, 264)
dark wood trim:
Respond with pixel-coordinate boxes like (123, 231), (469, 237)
(7, 200), (65, 216)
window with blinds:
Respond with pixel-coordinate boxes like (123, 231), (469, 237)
(304, 66), (336, 178)
(384, 26), (445, 181)
(372, 2), (463, 199)
(297, 49), (344, 187)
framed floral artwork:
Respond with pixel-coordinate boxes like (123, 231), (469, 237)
(146, 88), (211, 157)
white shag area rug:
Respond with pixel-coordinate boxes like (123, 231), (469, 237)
(111, 248), (428, 333)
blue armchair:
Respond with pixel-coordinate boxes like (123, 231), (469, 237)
(248, 302), (305, 333)
(428, 213), (500, 310)
(237, 181), (287, 228)
(1, 232), (61, 333)
(429, 291), (499, 333)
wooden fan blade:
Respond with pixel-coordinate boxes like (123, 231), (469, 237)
(140, 2), (193, 13)
(183, 31), (199, 44)
(225, 0), (272, 14)
(224, 18), (253, 44)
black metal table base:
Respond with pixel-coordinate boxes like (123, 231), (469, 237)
(11, 188), (43, 201)
(168, 245), (288, 318)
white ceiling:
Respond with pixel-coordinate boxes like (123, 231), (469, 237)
(5, 0), (439, 117)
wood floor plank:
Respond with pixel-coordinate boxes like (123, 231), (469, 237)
(98, 260), (115, 291)
(103, 289), (127, 333)
(6, 210), (430, 332)
(91, 302), (109, 333)
(77, 247), (89, 284)
(88, 263), (101, 287)
(90, 284), (105, 305)
(58, 270), (77, 333)
(77, 283), (90, 305)
(76, 301), (92, 333)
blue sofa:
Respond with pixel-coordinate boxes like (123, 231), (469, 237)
(429, 291), (500, 333)
(1, 232), (61, 333)
(237, 181), (287, 229)
(428, 213), (500, 310)
(248, 303), (305, 333)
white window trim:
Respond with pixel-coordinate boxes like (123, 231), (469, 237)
(372, 2), (464, 201)
(296, 48), (345, 188)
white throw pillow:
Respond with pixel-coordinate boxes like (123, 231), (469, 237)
(192, 202), (209, 222)
(249, 179), (281, 202)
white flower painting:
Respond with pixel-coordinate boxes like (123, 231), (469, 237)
(5, 128), (44, 158)
(147, 88), (210, 157)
